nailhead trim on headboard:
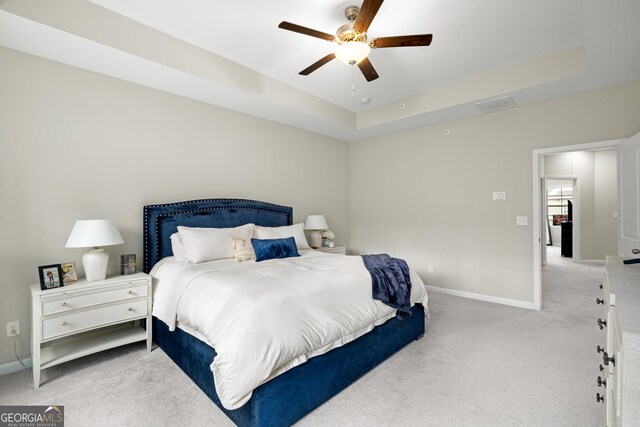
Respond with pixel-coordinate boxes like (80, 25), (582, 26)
(143, 198), (293, 273)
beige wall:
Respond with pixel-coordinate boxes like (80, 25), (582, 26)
(0, 47), (350, 366)
(350, 80), (640, 303)
(543, 150), (618, 260)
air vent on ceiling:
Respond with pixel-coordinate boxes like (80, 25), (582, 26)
(475, 96), (517, 113)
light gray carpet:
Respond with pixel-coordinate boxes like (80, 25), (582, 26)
(0, 250), (606, 426)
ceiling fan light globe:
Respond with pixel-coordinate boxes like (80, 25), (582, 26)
(335, 41), (370, 66)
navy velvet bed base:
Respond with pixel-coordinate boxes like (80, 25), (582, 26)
(143, 199), (426, 426)
(153, 305), (424, 426)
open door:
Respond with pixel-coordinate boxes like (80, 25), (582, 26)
(618, 131), (640, 256)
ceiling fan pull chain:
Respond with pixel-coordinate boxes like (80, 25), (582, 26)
(351, 65), (356, 101)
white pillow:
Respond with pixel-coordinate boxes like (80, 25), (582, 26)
(177, 223), (255, 263)
(170, 232), (187, 262)
(254, 223), (311, 250)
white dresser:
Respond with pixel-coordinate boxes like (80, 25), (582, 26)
(599, 257), (640, 426)
(30, 273), (152, 388)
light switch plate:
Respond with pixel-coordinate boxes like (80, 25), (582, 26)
(493, 191), (506, 201)
(516, 216), (528, 226)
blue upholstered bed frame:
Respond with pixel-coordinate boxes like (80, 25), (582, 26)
(143, 199), (426, 426)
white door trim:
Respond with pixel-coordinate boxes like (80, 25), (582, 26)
(532, 139), (623, 311)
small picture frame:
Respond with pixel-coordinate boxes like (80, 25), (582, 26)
(38, 264), (64, 291)
(61, 262), (78, 284)
(120, 254), (136, 275)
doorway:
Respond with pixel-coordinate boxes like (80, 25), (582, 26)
(543, 177), (579, 265)
(531, 139), (622, 310)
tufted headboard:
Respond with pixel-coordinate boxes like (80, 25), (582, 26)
(143, 198), (293, 273)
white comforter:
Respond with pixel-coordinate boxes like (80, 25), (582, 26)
(151, 250), (428, 410)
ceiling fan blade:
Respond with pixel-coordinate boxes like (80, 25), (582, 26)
(353, 0), (384, 33)
(278, 21), (335, 42)
(299, 53), (337, 75)
(371, 34), (433, 48)
(357, 57), (379, 82)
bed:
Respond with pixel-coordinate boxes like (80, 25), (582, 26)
(143, 198), (427, 426)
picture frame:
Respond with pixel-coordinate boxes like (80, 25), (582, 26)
(38, 264), (64, 291)
(120, 254), (136, 275)
(61, 262), (78, 284)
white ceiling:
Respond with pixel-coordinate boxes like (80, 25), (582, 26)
(0, 0), (639, 141)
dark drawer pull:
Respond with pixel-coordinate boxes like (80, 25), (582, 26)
(599, 364), (604, 372)
(603, 352), (615, 367)
(599, 283), (603, 290)
(596, 298), (604, 305)
(597, 318), (607, 329)
(596, 393), (604, 403)
(597, 376), (607, 387)
(597, 345), (605, 354)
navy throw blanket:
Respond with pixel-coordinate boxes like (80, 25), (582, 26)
(361, 254), (412, 319)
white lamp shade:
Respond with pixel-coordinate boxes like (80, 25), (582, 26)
(304, 215), (329, 230)
(335, 41), (370, 65)
(65, 219), (124, 248)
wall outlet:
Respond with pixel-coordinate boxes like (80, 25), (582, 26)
(427, 265), (434, 273)
(6, 321), (20, 337)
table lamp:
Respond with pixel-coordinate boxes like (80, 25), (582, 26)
(65, 219), (124, 281)
(304, 215), (329, 249)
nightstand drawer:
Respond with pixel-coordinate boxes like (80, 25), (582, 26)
(41, 285), (148, 315)
(41, 299), (148, 341)
(317, 246), (347, 255)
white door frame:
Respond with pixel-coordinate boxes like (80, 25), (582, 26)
(542, 176), (581, 264)
(531, 139), (623, 310)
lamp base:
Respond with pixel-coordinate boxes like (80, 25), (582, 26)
(309, 231), (322, 249)
(83, 248), (109, 281)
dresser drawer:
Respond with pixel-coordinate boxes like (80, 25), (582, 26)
(41, 299), (148, 341)
(41, 284), (148, 316)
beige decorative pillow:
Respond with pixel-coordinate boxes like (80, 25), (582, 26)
(231, 237), (256, 262)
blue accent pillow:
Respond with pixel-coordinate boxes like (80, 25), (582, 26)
(251, 237), (300, 262)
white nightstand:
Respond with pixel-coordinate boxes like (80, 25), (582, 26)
(316, 246), (347, 255)
(30, 272), (152, 388)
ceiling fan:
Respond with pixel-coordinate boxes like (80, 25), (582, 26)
(278, 0), (433, 82)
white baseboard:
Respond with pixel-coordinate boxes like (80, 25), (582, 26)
(426, 285), (538, 310)
(0, 358), (32, 376)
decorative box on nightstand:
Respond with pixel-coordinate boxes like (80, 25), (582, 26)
(316, 246), (347, 255)
(30, 272), (152, 388)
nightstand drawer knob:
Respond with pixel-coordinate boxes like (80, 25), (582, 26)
(597, 345), (605, 354)
(128, 290), (133, 295)
(62, 321), (69, 326)
(596, 393), (604, 403)
(62, 302), (67, 307)
(128, 307), (133, 311)
(596, 298), (604, 305)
